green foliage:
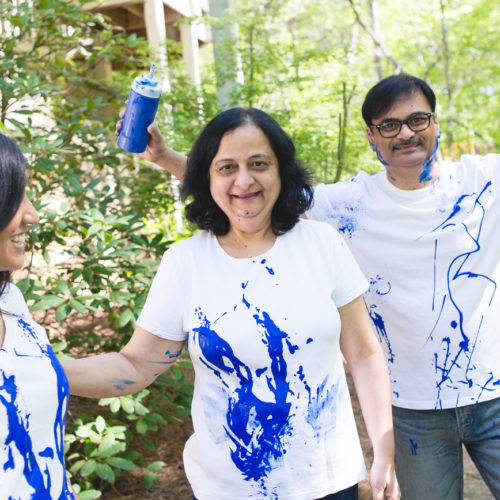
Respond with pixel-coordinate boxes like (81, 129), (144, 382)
(1, 0), (194, 496)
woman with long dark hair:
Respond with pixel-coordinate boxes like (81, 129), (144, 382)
(0, 134), (75, 498)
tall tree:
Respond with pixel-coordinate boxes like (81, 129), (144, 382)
(209, 0), (243, 109)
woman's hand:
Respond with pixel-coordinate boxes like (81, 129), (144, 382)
(115, 111), (187, 180)
(369, 454), (400, 500)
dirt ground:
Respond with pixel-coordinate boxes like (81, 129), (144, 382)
(53, 312), (493, 500)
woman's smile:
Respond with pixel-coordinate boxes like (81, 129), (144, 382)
(209, 124), (281, 235)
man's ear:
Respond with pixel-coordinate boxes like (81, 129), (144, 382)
(433, 113), (441, 138)
(366, 126), (376, 151)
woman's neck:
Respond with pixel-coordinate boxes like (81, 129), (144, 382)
(217, 226), (277, 258)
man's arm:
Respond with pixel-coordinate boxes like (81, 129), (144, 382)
(61, 326), (185, 398)
(339, 296), (400, 500)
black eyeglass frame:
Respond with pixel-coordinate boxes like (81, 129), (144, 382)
(370, 112), (435, 138)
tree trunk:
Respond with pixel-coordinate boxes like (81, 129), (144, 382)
(209, 0), (243, 109)
(348, 0), (401, 75)
(368, 0), (383, 80)
(439, 0), (454, 146)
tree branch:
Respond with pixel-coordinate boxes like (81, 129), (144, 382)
(347, 0), (401, 73)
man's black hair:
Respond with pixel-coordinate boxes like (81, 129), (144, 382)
(362, 73), (436, 126)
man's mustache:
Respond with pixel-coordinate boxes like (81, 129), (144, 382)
(391, 137), (423, 151)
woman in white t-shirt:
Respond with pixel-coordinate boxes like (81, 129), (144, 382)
(0, 134), (76, 498)
(63, 108), (399, 500)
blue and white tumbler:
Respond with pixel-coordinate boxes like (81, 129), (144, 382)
(117, 64), (162, 153)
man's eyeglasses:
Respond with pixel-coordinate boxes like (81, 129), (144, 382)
(370, 112), (435, 138)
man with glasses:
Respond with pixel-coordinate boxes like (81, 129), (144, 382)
(119, 73), (500, 499)
(308, 73), (500, 499)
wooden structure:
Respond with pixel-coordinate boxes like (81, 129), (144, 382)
(83, 0), (210, 86)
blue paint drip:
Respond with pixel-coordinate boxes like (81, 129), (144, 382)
(410, 439), (418, 455)
(285, 339), (299, 354)
(39, 447), (54, 459)
(367, 305), (395, 364)
(375, 146), (389, 166)
(242, 294), (250, 309)
(429, 181), (497, 405)
(3, 444), (14, 471)
(418, 134), (440, 183)
(432, 239), (438, 310)
(425, 295), (446, 345)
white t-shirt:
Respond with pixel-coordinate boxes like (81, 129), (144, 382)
(138, 219), (368, 500)
(0, 283), (73, 499)
(308, 154), (500, 410)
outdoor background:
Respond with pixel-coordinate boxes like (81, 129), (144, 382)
(1, 0), (499, 498)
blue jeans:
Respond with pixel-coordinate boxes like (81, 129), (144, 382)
(393, 397), (500, 500)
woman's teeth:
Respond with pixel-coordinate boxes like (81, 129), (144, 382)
(11, 234), (26, 244)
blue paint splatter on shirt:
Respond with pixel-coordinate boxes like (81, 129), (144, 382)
(297, 372), (339, 439)
(0, 371), (52, 496)
(193, 306), (293, 490)
(17, 318), (71, 498)
(429, 181), (497, 407)
(367, 304), (395, 365)
(335, 203), (360, 238)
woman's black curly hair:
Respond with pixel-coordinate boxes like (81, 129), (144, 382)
(0, 134), (27, 298)
(181, 107), (313, 236)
